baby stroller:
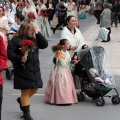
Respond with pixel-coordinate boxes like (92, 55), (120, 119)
(75, 46), (120, 106)
(5, 32), (14, 80)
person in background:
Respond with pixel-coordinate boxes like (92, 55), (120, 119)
(111, 0), (120, 27)
(19, 0), (25, 9)
(12, 0), (18, 8)
(100, 2), (111, 42)
(94, 0), (103, 24)
(7, 22), (48, 120)
(45, 0), (56, 26)
(0, 6), (10, 32)
(36, 0), (52, 37)
(1, 0), (16, 13)
(52, 0), (67, 34)
(4, 1), (15, 24)
(16, 2), (23, 14)
(66, 0), (79, 28)
(10, 13), (25, 32)
(0, 25), (8, 120)
(44, 39), (78, 105)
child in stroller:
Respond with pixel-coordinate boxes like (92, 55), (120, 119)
(75, 46), (120, 106)
(89, 68), (113, 86)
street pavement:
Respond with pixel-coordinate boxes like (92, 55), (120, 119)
(2, 13), (120, 120)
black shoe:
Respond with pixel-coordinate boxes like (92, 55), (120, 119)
(21, 105), (33, 120)
(53, 28), (56, 34)
(21, 112), (33, 120)
(97, 21), (100, 24)
(101, 40), (108, 42)
(17, 97), (23, 111)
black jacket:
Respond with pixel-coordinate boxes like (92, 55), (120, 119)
(7, 32), (48, 89)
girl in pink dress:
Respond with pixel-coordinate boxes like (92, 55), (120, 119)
(44, 39), (78, 105)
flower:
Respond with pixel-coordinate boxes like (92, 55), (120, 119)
(27, 13), (36, 20)
(52, 44), (65, 60)
(52, 44), (62, 53)
(75, 3), (79, 7)
(19, 40), (36, 69)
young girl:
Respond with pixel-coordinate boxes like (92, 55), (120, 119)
(44, 39), (78, 105)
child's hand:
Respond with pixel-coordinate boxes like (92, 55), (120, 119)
(71, 46), (78, 50)
(74, 60), (79, 64)
(55, 54), (59, 58)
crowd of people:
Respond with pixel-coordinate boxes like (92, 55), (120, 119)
(0, 0), (120, 119)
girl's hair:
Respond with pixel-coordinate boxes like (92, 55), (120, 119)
(40, 0), (43, 3)
(15, 22), (35, 38)
(66, 15), (75, 23)
(15, 13), (25, 21)
(5, 1), (10, 5)
(0, 6), (4, 16)
(58, 39), (68, 46)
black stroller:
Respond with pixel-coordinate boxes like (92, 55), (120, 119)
(75, 46), (120, 106)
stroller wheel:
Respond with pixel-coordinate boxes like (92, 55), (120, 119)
(77, 92), (85, 102)
(6, 69), (11, 80)
(111, 95), (120, 105)
(96, 97), (105, 106)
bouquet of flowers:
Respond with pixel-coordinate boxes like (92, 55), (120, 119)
(19, 40), (35, 69)
(40, 10), (48, 16)
(52, 44), (65, 62)
(27, 13), (36, 21)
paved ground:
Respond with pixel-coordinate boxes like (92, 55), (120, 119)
(2, 13), (120, 120)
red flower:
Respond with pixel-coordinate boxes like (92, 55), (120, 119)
(27, 13), (36, 19)
(20, 40), (35, 51)
(75, 3), (79, 7)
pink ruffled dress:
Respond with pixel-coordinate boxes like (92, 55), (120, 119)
(44, 50), (78, 104)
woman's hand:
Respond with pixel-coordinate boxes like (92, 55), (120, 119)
(21, 56), (27, 62)
(33, 25), (39, 34)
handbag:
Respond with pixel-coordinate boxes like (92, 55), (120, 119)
(98, 27), (109, 41)
(78, 12), (86, 19)
(51, 14), (58, 28)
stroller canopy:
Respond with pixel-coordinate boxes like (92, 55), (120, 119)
(78, 46), (116, 88)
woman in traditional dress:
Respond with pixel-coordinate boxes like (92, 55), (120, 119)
(36, 0), (52, 37)
(60, 15), (88, 91)
(66, 0), (79, 27)
(0, 6), (9, 32)
(44, 39), (78, 105)
(22, 0), (37, 23)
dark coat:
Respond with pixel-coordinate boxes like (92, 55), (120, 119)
(7, 32), (48, 89)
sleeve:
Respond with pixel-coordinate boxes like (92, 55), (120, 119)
(7, 37), (22, 63)
(12, 3), (16, 14)
(0, 36), (7, 72)
(75, 29), (86, 52)
(35, 32), (48, 49)
(22, 8), (26, 16)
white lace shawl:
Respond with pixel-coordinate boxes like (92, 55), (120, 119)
(60, 27), (85, 56)
(50, 50), (71, 90)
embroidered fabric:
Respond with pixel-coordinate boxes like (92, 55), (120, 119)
(49, 50), (71, 90)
